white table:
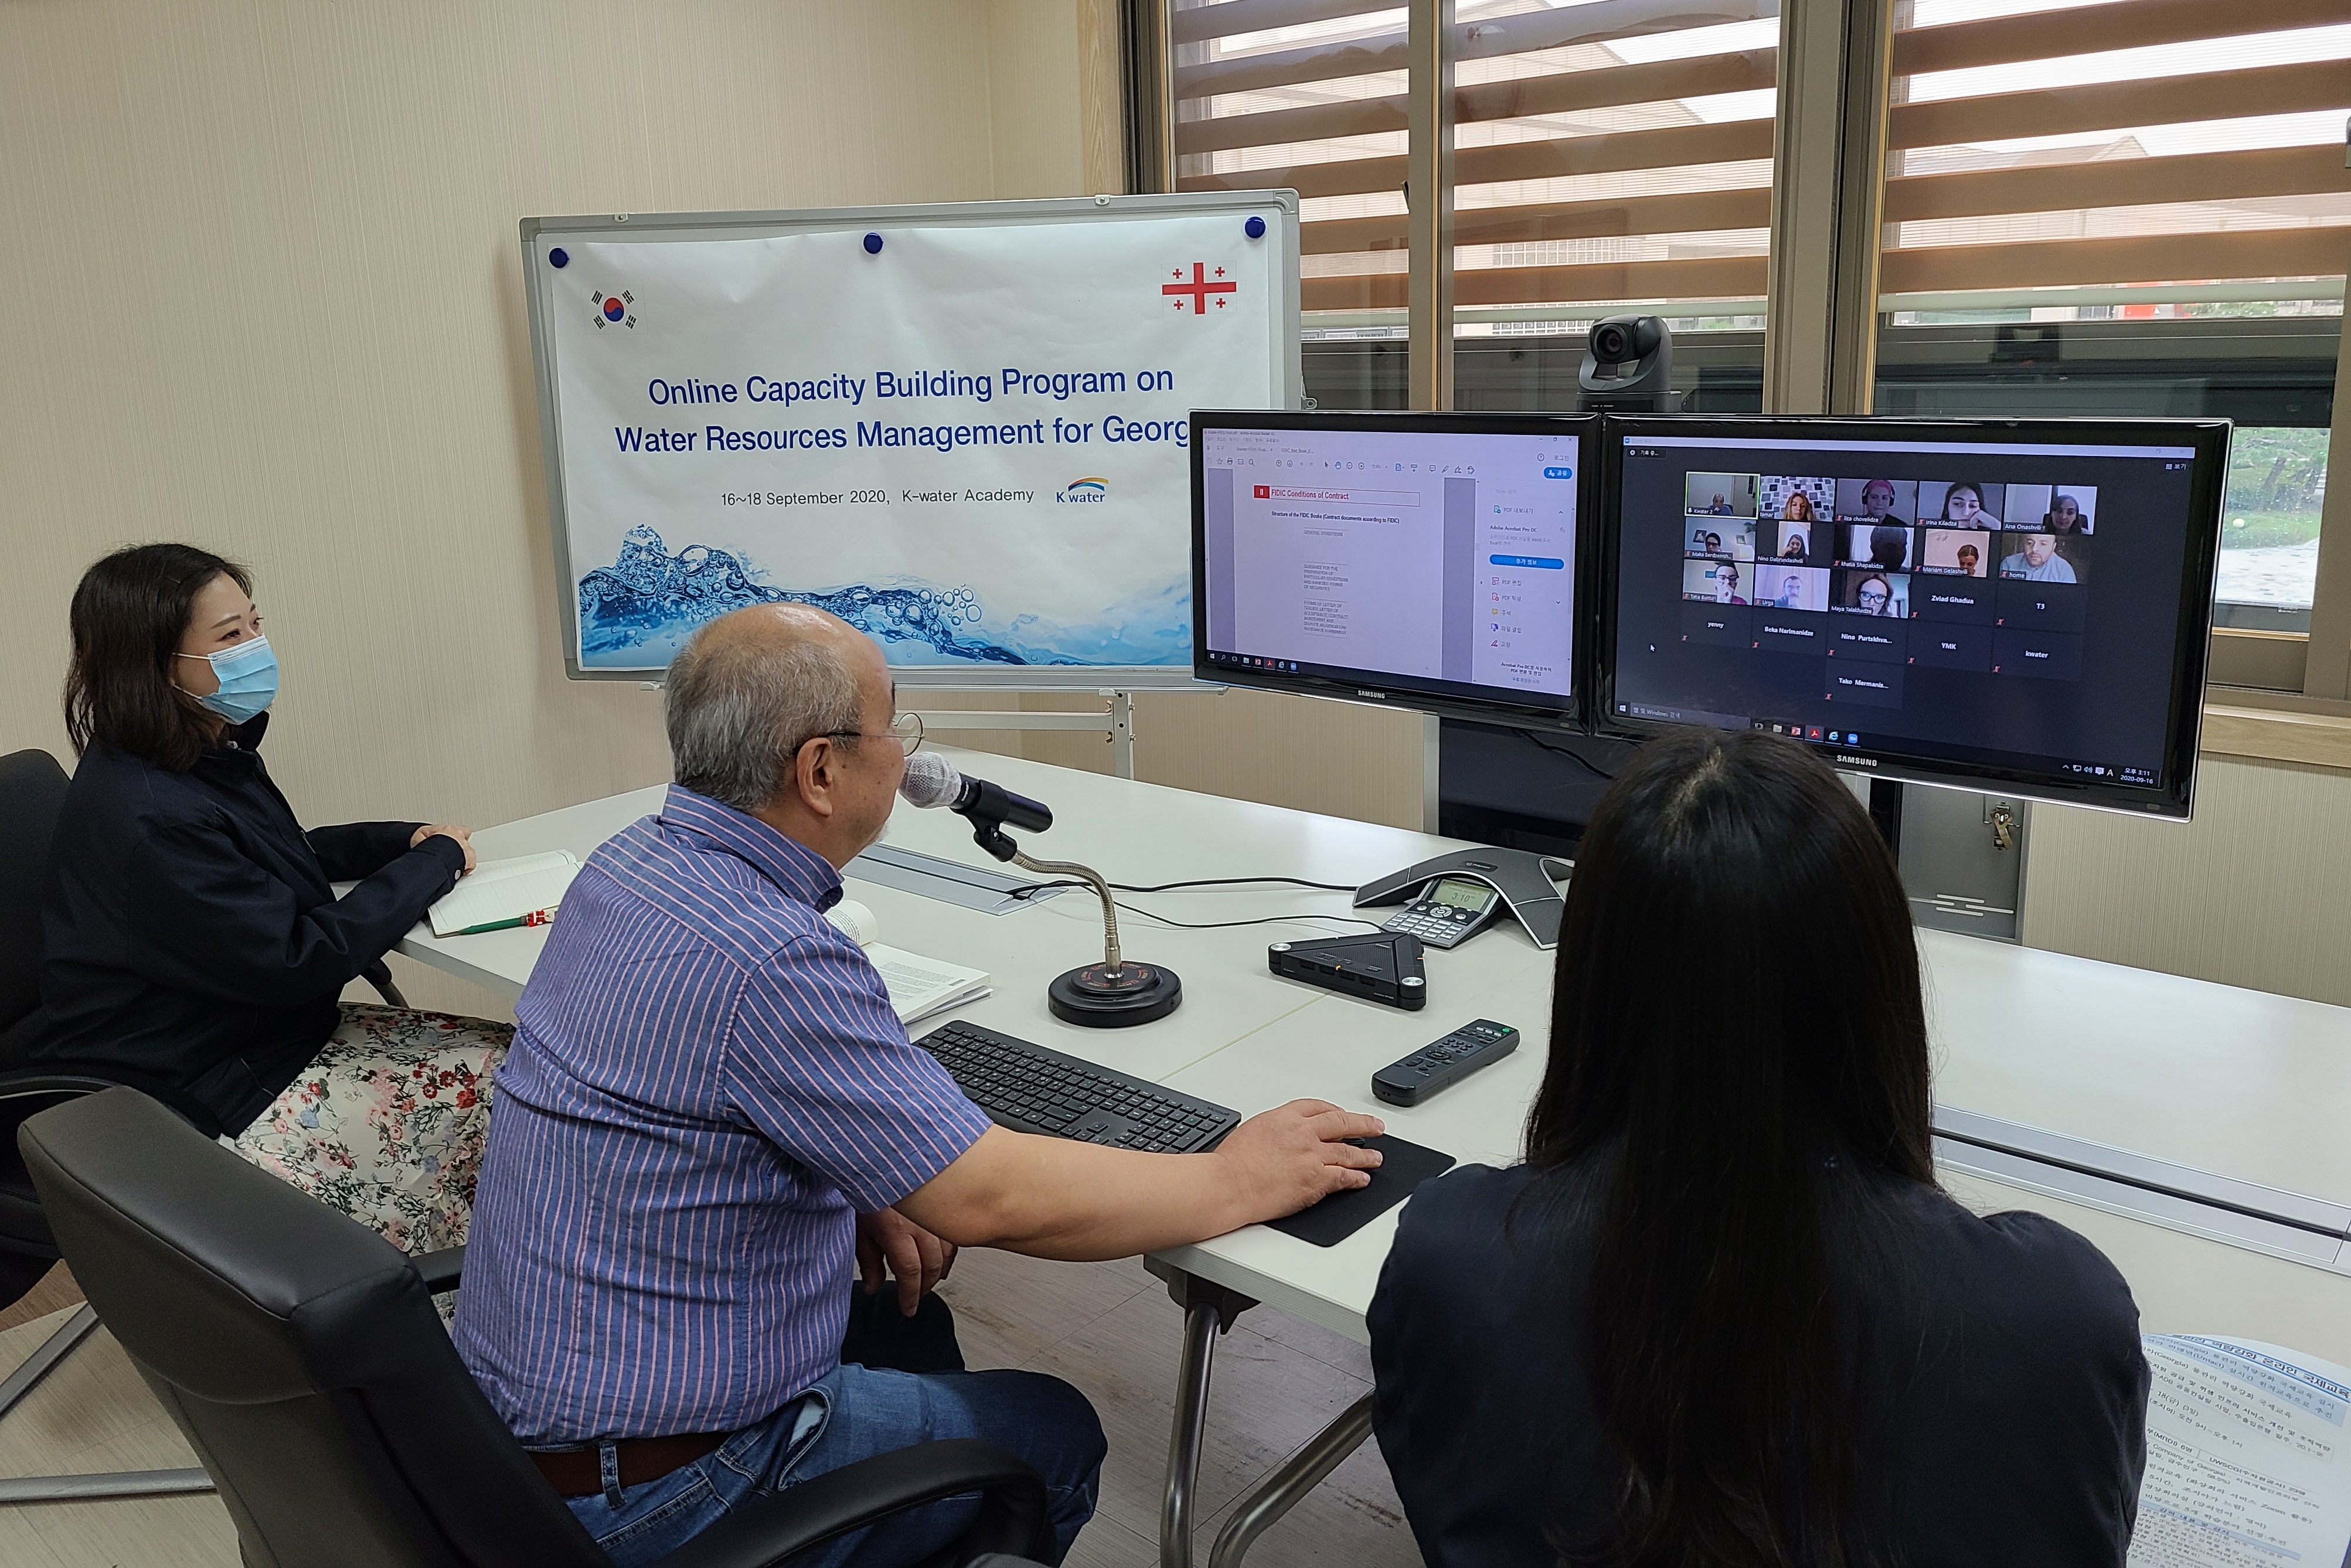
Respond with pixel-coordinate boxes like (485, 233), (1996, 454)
(400, 750), (2351, 1568)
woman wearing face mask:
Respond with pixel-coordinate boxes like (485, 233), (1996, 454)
(36, 543), (511, 1253)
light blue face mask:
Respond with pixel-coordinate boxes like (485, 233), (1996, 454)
(175, 635), (280, 725)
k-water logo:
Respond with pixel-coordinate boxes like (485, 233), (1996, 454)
(1057, 477), (1108, 505)
(591, 288), (637, 330)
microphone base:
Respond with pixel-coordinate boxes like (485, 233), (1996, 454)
(1047, 962), (1183, 1029)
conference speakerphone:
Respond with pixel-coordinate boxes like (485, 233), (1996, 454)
(1267, 932), (1429, 1010)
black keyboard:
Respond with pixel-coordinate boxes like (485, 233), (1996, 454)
(916, 1021), (1241, 1154)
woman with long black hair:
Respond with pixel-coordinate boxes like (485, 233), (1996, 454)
(37, 543), (510, 1253)
(1369, 730), (2147, 1566)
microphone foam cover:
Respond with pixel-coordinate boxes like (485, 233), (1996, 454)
(897, 749), (964, 809)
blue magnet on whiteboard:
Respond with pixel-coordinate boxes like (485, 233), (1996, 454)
(549, 247), (570, 268)
(863, 232), (884, 254)
(1244, 216), (1266, 240)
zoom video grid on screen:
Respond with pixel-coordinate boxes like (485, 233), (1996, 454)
(1606, 425), (2219, 808)
(1196, 419), (1585, 723)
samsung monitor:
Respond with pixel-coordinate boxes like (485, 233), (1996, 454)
(1192, 411), (1598, 730)
(1599, 416), (2229, 817)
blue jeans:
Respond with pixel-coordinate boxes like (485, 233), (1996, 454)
(564, 1300), (1104, 1567)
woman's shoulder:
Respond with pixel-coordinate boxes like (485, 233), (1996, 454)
(1885, 1183), (2140, 1341)
(1382, 1164), (1563, 1300)
(61, 744), (213, 839)
(1395, 1159), (1542, 1232)
(1374, 1164), (1565, 1356)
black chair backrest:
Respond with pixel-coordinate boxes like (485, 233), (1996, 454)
(21, 1087), (609, 1568)
(0, 749), (70, 1070)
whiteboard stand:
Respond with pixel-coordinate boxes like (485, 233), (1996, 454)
(912, 691), (1138, 780)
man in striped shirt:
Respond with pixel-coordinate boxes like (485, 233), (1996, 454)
(452, 605), (1384, 1567)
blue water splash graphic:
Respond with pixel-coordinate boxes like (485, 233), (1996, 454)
(577, 526), (1188, 669)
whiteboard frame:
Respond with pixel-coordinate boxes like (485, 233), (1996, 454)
(520, 191), (1303, 687)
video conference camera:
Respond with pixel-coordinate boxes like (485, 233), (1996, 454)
(1577, 314), (1679, 414)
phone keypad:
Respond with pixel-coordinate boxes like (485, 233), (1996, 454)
(1382, 900), (1486, 948)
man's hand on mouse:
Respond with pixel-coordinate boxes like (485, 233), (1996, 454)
(1215, 1099), (1386, 1219)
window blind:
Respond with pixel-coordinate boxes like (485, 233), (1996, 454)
(1171, 0), (1780, 321)
(1880, 0), (2351, 303)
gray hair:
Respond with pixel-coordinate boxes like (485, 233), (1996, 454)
(664, 617), (865, 811)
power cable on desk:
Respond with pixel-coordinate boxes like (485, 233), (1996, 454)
(1108, 903), (1383, 933)
(1007, 876), (1381, 933)
(1007, 875), (1357, 900)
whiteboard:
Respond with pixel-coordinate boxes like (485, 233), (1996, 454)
(520, 193), (1300, 685)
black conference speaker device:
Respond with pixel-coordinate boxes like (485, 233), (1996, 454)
(1576, 314), (1679, 414)
(897, 752), (1181, 1028)
(1267, 931), (1427, 1011)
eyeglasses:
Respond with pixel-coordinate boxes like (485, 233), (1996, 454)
(801, 711), (924, 756)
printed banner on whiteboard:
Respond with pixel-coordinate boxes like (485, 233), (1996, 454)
(540, 210), (1284, 671)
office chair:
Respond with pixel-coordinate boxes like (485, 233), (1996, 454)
(0, 747), (402, 1503)
(20, 1087), (1059, 1568)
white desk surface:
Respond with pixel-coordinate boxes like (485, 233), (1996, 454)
(399, 751), (2351, 1357)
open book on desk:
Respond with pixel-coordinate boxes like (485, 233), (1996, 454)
(825, 899), (991, 1027)
(426, 851), (581, 938)
(2131, 1335), (2351, 1566)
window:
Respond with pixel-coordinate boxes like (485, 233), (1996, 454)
(1162, 0), (1781, 411)
(1870, 0), (2349, 631)
(1169, 4), (1413, 324)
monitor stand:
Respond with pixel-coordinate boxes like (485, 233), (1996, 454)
(1353, 849), (1574, 950)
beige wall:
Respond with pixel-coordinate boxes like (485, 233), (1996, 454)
(2024, 751), (2351, 1008)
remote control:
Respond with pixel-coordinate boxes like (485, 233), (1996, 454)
(1371, 1019), (1520, 1107)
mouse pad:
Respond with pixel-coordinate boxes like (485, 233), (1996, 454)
(1265, 1135), (1457, 1248)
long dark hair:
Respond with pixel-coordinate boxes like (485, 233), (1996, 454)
(1527, 729), (1934, 1568)
(64, 543), (251, 771)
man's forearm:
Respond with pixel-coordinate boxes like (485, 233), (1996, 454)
(899, 1128), (1258, 1261)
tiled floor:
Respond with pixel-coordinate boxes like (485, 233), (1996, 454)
(0, 1251), (1423, 1567)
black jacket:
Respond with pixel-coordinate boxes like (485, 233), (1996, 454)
(35, 715), (467, 1134)
(1370, 1162), (2149, 1567)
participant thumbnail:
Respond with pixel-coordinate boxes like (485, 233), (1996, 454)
(1685, 522), (1756, 562)
(2002, 485), (2051, 530)
(1833, 478), (1915, 524)
(1833, 567), (1908, 618)
(1918, 480), (2006, 530)
(1769, 522), (1814, 561)
(1683, 559), (1750, 604)
(2045, 487), (2097, 534)
(1685, 472), (1758, 518)
(1999, 532), (2083, 584)
(1837, 523), (1914, 570)
(1757, 565), (1829, 611)
(1760, 475), (1833, 523)
(1917, 528), (1991, 577)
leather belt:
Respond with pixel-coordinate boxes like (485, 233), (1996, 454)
(528, 1431), (730, 1498)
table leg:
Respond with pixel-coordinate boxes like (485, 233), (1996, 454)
(1205, 1394), (1374, 1568)
(1148, 1262), (1258, 1568)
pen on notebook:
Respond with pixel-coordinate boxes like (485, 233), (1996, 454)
(452, 907), (557, 936)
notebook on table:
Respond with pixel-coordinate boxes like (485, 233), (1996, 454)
(825, 899), (992, 1026)
(426, 851), (581, 937)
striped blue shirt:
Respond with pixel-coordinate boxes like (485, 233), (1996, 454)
(451, 787), (991, 1444)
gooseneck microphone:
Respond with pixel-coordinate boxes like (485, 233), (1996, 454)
(899, 751), (1053, 838)
(896, 752), (1181, 1028)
